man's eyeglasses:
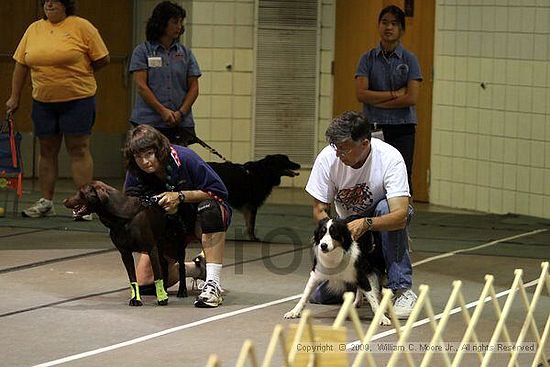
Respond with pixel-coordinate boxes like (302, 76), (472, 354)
(330, 143), (355, 157)
(330, 139), (368, 157)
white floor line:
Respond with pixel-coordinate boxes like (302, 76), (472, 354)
(32, 295), (302, 367)
(33, 228), (547, 366)
(412, 228), (547, 267)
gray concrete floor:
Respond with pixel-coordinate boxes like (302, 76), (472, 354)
(0, 180), (549, 367)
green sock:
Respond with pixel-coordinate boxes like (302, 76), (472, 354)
(130, 282), (141, 301)
(155, 279), (168, 302)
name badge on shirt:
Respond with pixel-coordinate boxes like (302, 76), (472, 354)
(147, 56), (162, 68)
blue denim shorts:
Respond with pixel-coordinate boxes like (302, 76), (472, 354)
(31, 96), (96, 137)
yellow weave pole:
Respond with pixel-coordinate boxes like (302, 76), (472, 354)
(333, 291), (365, 340)
(287, 310), (316, 367)
(235, 340), (259, 367)
(351, 287), (395, 367)
(508, 262), (550, 367)
(385, 284), (430, 367)
(531, 314), (550, 367)
(206, 354), (220, 367)
(480, 269), (524, 366)
(419, 281), (464, 367)
(486, 277), (516, 358)
(261, 324), (290, 367)
(452, 274), (495, 366)
(529, 262), (550, 367)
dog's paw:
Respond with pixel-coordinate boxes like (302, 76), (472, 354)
(129, 298), (143, 306)
(157, 298), (168, 306)
(283, 309), (302, 319)
(380, 315), (391, 326)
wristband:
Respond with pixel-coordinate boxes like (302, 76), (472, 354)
(178, 191), (186, 204)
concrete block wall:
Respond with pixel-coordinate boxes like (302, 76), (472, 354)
(431, 0), (550, 218)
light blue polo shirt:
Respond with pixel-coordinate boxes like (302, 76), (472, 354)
(129, 41), (201, 128)
(355, 43), (422, 125)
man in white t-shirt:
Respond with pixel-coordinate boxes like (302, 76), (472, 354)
(306, 111), (416, 318)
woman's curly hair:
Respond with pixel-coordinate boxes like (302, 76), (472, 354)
(146, 1), (186, 42)
(41, 0), (76, 19)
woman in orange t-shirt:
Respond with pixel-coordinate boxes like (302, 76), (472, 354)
(5, 0), (109, 220)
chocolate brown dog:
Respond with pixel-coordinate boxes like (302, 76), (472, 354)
(64, 181), (188, 306)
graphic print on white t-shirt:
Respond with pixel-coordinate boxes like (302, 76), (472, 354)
(306, 138), (410, 219)
(335, 182), (374, 213)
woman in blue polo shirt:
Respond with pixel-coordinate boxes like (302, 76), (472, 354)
(354, 5), (422, 194)
(129, 1), (201, 146)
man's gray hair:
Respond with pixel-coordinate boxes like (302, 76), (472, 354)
(325, 111), (371, 146)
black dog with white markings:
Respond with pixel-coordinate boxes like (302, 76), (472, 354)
(284, 217), (390, 325)
(208, 154), (300, 241)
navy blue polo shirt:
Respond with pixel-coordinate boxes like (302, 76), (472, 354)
(355, 43), (422, 125)
(129, 41), (201, 128)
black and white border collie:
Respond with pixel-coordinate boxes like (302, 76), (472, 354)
(284, 217), (391, 325)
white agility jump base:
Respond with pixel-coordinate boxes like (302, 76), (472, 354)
(206, 262), (550, 366)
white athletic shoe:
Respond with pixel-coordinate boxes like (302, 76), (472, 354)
(22, 198), (55, 218)
(194, 280), (223, 308)
(393, 289), (417, 319)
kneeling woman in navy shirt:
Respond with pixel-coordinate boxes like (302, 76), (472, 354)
(124, 125), (230, 308)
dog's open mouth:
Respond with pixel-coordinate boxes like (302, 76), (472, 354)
(283, 166), (301, 177)
(72, 204), (91, 217)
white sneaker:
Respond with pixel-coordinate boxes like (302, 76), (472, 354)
(73, 213), (93, 221)
(194, 280), (223, 308)
(22, 198), (55, 218)
(393, 289), (417, 319)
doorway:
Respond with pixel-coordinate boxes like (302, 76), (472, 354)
(333, 0), (435, 202)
